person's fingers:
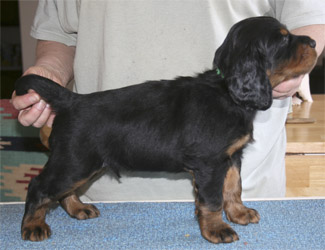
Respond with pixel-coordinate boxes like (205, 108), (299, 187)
(11, 91), (41, 110)
(272, 75), (304, 99)
(32, 104), (52, 128)
(17, 100), (47, 127)
(46, 113), (56, 128)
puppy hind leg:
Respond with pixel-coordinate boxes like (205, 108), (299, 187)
(223, 158), (260, 225)
(21, 176), (52, 241)
(21, 160), (102, 241)
(187, 169), (199, 215)
(60, 193), (100, 220)
(58, 168), (105, 220)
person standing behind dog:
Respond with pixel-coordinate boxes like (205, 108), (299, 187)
(11, 1), (325, 200)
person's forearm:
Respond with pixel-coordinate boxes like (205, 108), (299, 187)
(33, 40), (76, 87)
(291, 24), (325, 58)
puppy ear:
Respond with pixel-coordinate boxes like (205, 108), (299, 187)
(227, 52), (273, 110)
(213, 19), (273, 111)
(214, 44), (273, 111)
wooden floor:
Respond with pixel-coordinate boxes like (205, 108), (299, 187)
(286, 155), (325, 197)
(285, 95), (325, 197)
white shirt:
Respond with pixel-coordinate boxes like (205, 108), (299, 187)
(31, 0), (325, 200)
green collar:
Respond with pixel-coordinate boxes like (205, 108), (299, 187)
(216, 67), (225, 79)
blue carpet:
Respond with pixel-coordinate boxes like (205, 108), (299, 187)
(0, 199), (324, 249)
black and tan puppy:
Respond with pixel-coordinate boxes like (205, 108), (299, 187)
(15, 17), (317, 243)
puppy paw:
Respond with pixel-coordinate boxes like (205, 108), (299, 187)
(60, 194), (100, 220)
(70, 204), (100, 220)
(22, 222), (51, 241)
(225, 204), (260, 225)
(201, 221), (239, 244)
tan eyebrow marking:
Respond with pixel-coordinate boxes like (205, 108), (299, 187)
(280, 28), (289, 36)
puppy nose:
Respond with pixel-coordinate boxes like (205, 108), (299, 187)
(309, 39), (316, 48)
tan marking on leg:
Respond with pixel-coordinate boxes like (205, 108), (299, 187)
(57, 168), (105, 200)
(21, 199), (52, 241)
(197, 204), (239, 244)
(226, 135), (251, 157)
(57, 171), (104, 219)
(223, 166), (260, 225)
(60, 193), (100, 220)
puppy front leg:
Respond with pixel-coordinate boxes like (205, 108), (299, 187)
(223, 155), (260, 225)
(197, 204), (239, 244)
(194, 171), (239, 244)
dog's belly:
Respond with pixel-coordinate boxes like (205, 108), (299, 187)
(106, 156), (183, 173)
(102, 136), (185, 173)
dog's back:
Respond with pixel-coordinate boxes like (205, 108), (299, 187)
(14, 73), (254, 178)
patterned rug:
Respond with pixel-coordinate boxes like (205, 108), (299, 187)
(0, 99), (48, 202)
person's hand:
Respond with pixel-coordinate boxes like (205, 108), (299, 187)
(272, 75), (304, 99)
(11, 66), (61, 128)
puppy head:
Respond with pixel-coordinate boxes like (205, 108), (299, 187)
(213, 16), (317, 110)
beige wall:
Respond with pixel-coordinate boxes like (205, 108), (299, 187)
(19, 0), (38, 72)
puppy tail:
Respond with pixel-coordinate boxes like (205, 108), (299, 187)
(15, 74), (77, 112)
